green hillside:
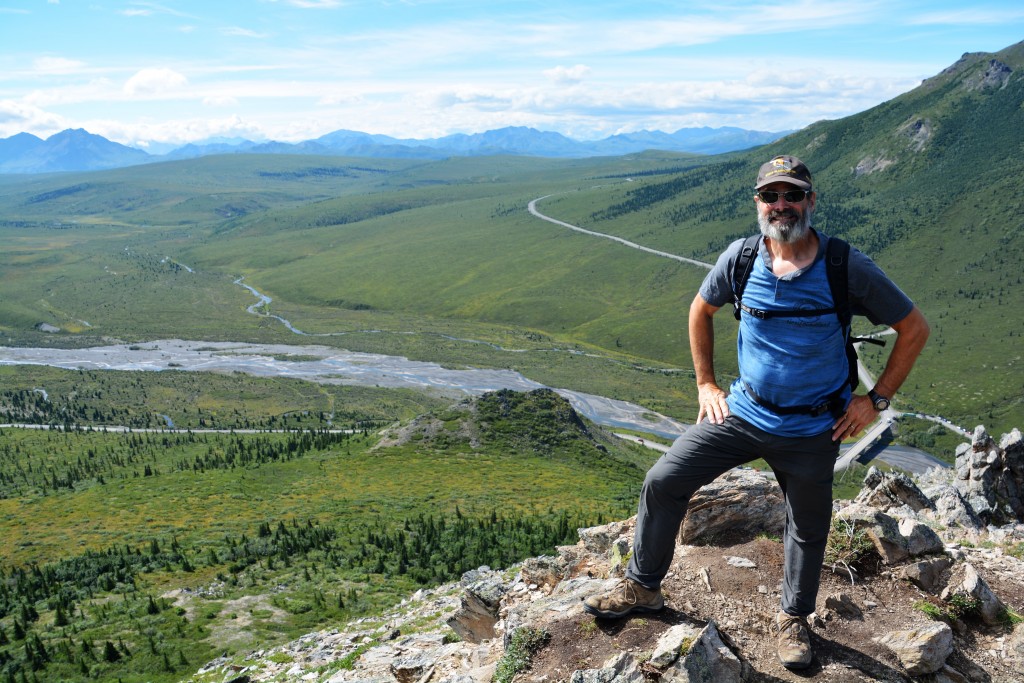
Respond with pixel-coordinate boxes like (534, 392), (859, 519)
(1, 40), (1021, 683)
(0, 384), (649, 682)
(1, 44), (1021, 437)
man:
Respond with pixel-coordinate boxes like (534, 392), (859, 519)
(583, 155), (929, 670)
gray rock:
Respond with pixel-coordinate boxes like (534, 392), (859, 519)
(446, 573), (508, 643)
(954, 427), (1024, 525)
(578, 520), (629, 554)
(898, 518), (945, 556)
(941, 563), (1007, 627)
(836, 505), (908, 564)
(662, 620), (742, 683)
(650, 623), (704, 669)
(570, 653), (643, 683)
(901, 557), (952, 594)
(875, 622), (953, 675)
(569, 667), (619, 683)
(520, 555), (568, 589)
(929, 485), (984, 531)
(1006, 620), (1024, 676)
(390, 652), (436, 683)
(856, 467), (934, 513)
(679, 469), (785, 544)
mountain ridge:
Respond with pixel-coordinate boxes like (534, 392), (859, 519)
(0, 124), (789, 174)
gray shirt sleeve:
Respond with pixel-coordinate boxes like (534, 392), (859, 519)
(847, 244), (914, 326)
(698, 238), (745, 309)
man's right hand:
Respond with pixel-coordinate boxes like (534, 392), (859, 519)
(697, 383), (730, 424)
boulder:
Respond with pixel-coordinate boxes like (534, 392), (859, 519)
(858, 467), (934, 512)
(649, 620), (743, 683)
(901, 557), (952, 594)
(446, 570), (508, 643)
(941, 563), (1008, 627)
(954, 427), (1024, 525)
(679, 469), (785, 543)
(875, 622), (954, 675)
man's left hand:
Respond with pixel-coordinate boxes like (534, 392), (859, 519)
(832, 394), (876, 442)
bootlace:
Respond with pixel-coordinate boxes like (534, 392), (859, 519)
(778, 613), (807, 637)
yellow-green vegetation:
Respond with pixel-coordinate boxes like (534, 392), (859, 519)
(824, 517), (876, 580)
(0, 386), (647, 682)
(914, 592), (981, 623)
(2, 45), (1023, 682)
(3, 117), (1021, 439)
(913, 599), (946, 620)
(493, 626), (550, 683)
(0, 364), (447, 432)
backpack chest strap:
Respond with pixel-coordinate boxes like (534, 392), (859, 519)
(737, 302), (838, 320)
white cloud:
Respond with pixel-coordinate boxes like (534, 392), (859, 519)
(910, 8), (1024, 25)
(317, 91), (365, 106)
(223, 27), (269, 39)
(123, 68), (189, 96)
(0, 99), (68, 138)
(287, 0), (344, 8)
(203, 95), (238, 107)
(544, 65), (590, 85)
(33, 57), (87, 75)
(89, 114), (266, 148)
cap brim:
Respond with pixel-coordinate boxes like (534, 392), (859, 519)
(755, 176), (811, 190)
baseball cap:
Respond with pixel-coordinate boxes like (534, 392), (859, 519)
(754, 155), (812, 190)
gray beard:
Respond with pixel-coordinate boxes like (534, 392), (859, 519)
(758, 209), (811, 244)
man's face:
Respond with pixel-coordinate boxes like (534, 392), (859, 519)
(755, 181), (815, 244)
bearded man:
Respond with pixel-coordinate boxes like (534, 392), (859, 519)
(582, 155), (930, 670)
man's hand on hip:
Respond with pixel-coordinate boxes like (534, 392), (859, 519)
(697, 383), (730, 424)
(832, 394), (875, 442)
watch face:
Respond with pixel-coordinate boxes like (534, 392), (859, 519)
(875, 398), (890, 411)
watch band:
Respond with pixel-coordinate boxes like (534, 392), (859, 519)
(868, 389), (890, 411)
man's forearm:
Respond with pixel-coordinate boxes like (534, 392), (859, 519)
(689, 294), (720, 387)
(872, 306), (930, 398)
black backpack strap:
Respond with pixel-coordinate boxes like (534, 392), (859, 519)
(823, 236), (885, 390)
(824, 237), (851, 328)
(732, 234), (762, 320)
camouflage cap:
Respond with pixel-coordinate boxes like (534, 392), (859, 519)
(754, 155), (812, 190)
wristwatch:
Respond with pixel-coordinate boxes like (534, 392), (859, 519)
(868, 389), (890, 411)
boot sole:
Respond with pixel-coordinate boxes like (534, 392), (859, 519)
(779, 656), (813, 670)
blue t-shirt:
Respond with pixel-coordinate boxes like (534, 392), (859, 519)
(699, 231), (914, 437)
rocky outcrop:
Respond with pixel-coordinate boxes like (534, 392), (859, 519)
(678, 468), (785, 543)
(953, 426), (1024, 525)
(189, 427), (1024, 683)
(965, 59), (1013, 91)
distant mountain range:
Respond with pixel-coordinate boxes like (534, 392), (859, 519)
(0, 125), (790, 174)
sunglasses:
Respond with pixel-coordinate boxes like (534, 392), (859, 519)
(755, 189), (809, 203)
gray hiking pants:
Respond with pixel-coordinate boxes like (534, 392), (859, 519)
(626, 415), (837, 617)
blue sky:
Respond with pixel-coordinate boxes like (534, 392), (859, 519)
(2, 0), (1023, 150)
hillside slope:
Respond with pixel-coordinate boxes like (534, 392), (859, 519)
(0, 43), (1020, 437)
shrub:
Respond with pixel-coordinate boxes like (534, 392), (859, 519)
(824, 517), (875, 583)
(494, 627), (550, 683)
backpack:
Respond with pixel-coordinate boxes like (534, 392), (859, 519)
(731, 234), (885, 394)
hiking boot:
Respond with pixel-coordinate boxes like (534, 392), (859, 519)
(582, 578), (664, 618)
(775, 611), (813, 669)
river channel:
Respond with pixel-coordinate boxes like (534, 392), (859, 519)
(0, 339), (953, 473)
(0, 339), (688, 439)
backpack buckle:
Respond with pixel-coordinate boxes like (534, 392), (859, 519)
(809, 401), (833, 417)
